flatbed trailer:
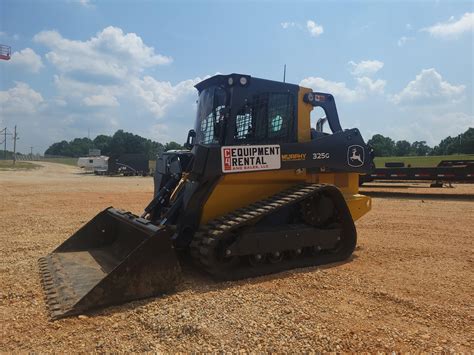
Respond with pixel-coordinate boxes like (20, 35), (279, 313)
(361, 159), (474, 185)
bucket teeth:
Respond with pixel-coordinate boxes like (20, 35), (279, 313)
(38, 256), (64, 319)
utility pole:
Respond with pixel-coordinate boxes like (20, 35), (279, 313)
(12, 125), (18, 166)
(30, 146), (33, 156)
(283, 64), (286, 83)
(1, 127), (6, 159)
(1, 127), (12, 160)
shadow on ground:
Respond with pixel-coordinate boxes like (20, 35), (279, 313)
(61, 253), (358, 321)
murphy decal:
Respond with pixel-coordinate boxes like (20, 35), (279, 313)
(282, 153), (306, 161)
(222, 145), (281, 173)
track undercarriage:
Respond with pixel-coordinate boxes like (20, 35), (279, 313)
(191, 183), (357, 280)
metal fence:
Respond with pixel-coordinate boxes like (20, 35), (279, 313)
(14, 154), (42, 161)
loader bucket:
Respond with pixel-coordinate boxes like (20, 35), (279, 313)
(38, 207), (181, 320)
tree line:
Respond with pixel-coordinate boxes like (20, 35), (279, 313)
(44, 127), (473, 159)
(45, 130), (183, 159)
(367, 128), (473, 157)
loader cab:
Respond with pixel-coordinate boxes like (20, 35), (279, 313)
(194, 74), (300, 147)
(192, 74), (344, 149)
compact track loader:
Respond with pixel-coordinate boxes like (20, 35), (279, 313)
(39, 74), (373, 319)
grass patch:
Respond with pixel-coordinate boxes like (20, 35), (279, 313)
(374, 154), (474, 168)
(0, 160), (42, 170)
(40, 158), (77, 166)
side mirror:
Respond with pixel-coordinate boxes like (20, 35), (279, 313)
(184, 129), (196, 150)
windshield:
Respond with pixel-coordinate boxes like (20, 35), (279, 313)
(195, 86), (228, 145)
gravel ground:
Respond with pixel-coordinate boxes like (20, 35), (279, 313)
(1, 162), (473, 352)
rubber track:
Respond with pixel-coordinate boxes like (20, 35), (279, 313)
(191, 183), (356, 280)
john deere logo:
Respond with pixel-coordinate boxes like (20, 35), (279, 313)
(347, 145), (364, 167)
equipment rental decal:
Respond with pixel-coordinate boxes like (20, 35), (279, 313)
(222, 145), (281, 173)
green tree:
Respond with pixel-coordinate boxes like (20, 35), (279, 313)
(460, 127), (474, 154)
(410, 141), (432, 156)
(93, 135), (112, 155)
(45, 130), (168, 159)
(144, 140), (165, 160)
(367, 134), (395, 157)
(394, 140), (411, 156)
(45, 140), (71, 156)
(164, 141), (183, 151)
(432, 128), (474, 155)
(44, 138), (93, 157)
(68, 137), (93, 157)
(109, 130), (144, 156)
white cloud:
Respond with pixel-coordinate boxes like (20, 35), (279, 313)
(356, 77), (386, 94)
(422, 12), (474, 39)
(1, 28), (212, 153)
(78, 0), (92, 6)
(67, 0), (94, 7)
(391, 68), (465, 105)
(384, 111), (473, 146)
(348, 60), (384, 76)
(83, 94), (119, 107)
(51, 71), (202, 119)
(300, 76), (385, 103)
(129, 76), (202, 118)
(301, 77), (358, 102)
(149, 123), (170, 143)
(306, 20), (324, 37)
(397, 36), (415, 47)
(31, 28), (204, 139)
(0, 82), (44, 114)
(34, 26), (172, 81)
(281, 22), (296, 29)
(51, 74), (120, 109)
(9, 48), (44, 73)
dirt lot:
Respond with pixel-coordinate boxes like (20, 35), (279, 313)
(1, 162), (473, 352)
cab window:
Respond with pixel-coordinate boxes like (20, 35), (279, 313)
(233, 92), (294, 144)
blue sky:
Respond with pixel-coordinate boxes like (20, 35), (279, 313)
(0, 0), (473, 154)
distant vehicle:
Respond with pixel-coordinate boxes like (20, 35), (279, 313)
(95, 153), (149, 176)
(77, 156), (109, 172)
